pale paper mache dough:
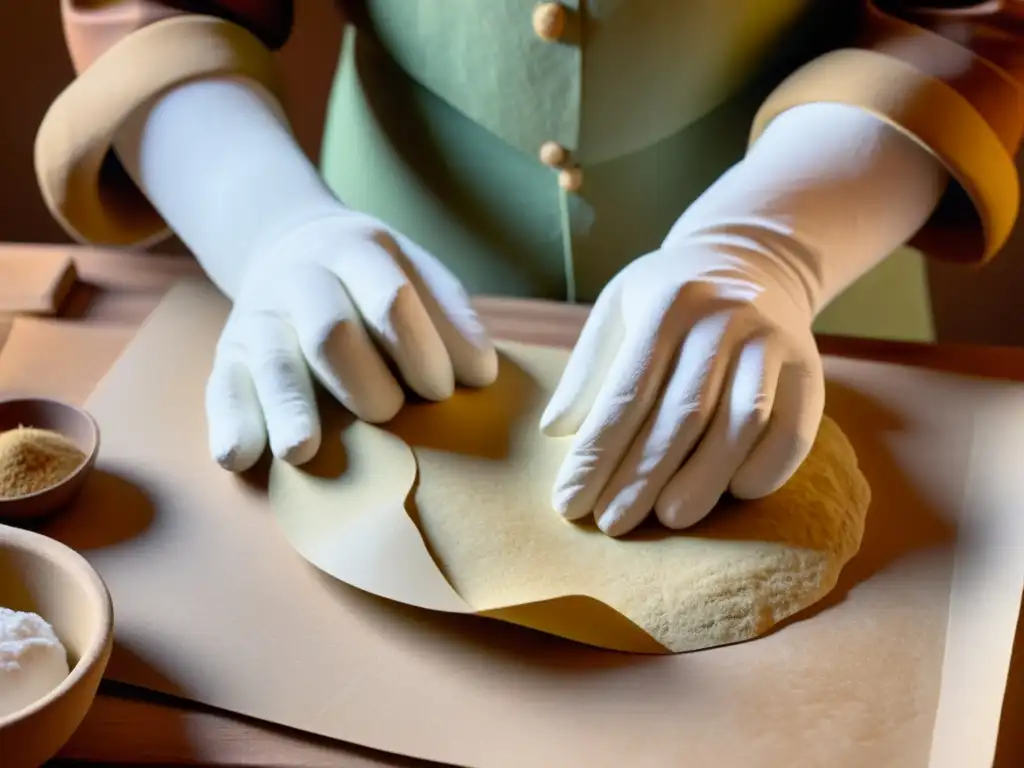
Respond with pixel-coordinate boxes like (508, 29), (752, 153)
(270, 342), (871, 653)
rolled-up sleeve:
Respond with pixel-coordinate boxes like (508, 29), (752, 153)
(36, 1), (295, 248)
(750, 0), (1024, 266)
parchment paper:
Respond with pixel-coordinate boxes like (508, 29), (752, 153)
(2, 279), (1020, 767)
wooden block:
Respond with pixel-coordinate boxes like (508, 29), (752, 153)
(0, 316), (13, 353)
(0, 317), (135, 404)
(0, 246), (78, 315)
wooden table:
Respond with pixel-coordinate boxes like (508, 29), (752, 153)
(2, 244), (1020, 766)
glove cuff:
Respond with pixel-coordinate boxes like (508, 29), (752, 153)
(35, 15), (282, 249)
(751, 45), (1020, 267)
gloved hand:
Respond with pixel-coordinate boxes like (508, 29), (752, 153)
(541, 101), (949, 536)
(112, 77), (496, 472)
(540, 240), (822, 537)
(207, 213), (498, 471)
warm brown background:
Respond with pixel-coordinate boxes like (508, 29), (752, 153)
(2, 1), (1023, 346)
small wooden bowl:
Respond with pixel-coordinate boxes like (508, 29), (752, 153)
(0, 398), (100, 523)
(0, 524), (114, 767)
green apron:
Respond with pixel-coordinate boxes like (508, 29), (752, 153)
(319, 0), (935, 342)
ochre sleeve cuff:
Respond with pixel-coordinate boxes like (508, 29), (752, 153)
(35, 15), (282, 248)
(749, 9), (1024, 266)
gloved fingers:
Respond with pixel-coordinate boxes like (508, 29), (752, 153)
(540, 280), (624, 437)
(241, 312), (321, 466)
(550, 308), (684, 522)
(592, 312), (746, 536)
(654, 336), (781, 530)
(391, 232), (499, 388)
(285, 263), (404, 423)
(328, 232), (456, 403)
(729, 351), (825, 500)
(205, 340), (267, 472)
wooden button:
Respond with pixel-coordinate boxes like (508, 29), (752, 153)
(539, 141), (568, 168)
(558, 167), (583, 193)
(533, 3), (566, 42)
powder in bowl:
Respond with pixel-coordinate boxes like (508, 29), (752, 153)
(0, 427), (86, 499)
(0, 607), (71, 718)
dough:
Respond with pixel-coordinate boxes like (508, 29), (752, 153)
(270, 342), (870, 653)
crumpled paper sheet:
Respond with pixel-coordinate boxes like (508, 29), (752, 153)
(4, 279), (1020, 767)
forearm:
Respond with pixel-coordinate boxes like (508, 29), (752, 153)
(113, 76), (342, 298)
(664, 102), (950, 314)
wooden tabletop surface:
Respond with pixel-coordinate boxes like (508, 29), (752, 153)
(1, 243), (1020, 766)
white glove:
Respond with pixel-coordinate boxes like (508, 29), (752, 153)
(541, 102), (949, 537)
(208, 213), (498, 470)
(114, 77), (497, 471)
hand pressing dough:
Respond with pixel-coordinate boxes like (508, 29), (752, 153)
(270, 342), (870, 653)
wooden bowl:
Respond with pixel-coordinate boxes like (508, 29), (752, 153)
(0, 398), (100, 523)
(0, 524), (113, 767)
